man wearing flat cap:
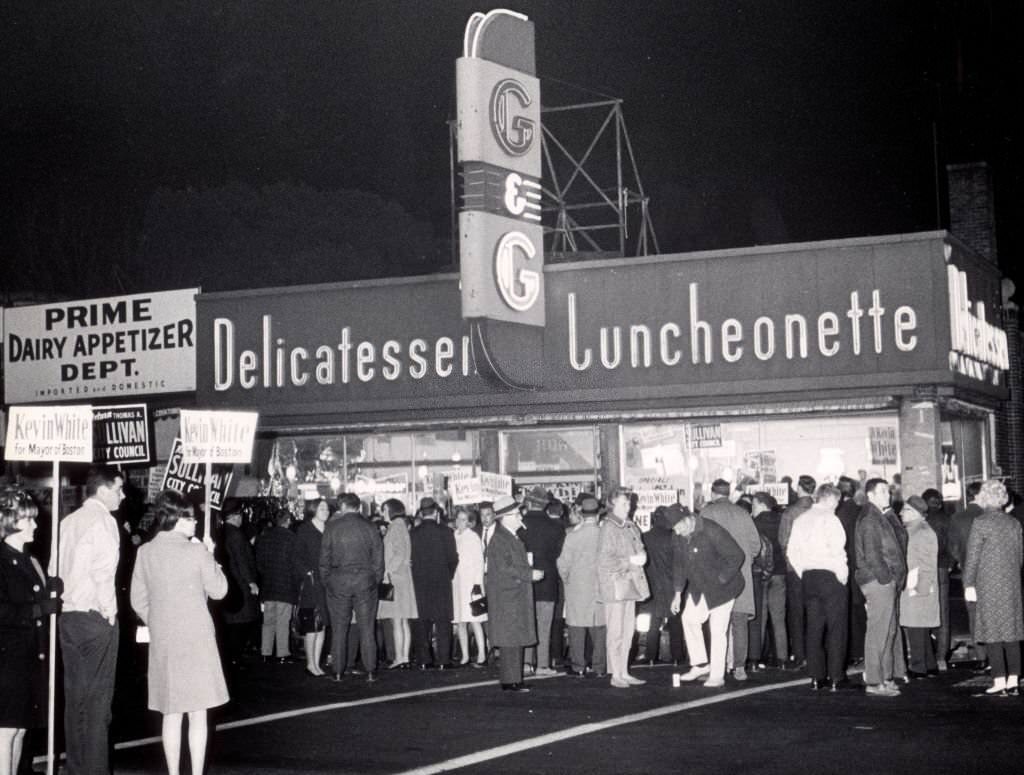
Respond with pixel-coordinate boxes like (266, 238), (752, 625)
(485, 495), (544, 692)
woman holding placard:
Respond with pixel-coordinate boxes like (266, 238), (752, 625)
(131, 489), (229, 775)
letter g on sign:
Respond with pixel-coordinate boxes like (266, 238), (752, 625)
(494, 231), (540, 313)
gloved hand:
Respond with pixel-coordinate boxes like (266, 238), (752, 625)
(33, 598), (61, 618)
(47, 576), (64, 597)
(964, 586), (978, 603)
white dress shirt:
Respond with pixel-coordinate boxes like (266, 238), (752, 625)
(50, 497), (121, 624)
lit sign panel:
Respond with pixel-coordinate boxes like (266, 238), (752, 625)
(456, 10), (544, 327)
(947, 262), (1009, 385)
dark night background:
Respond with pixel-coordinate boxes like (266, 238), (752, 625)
(1, 1), (1020, 300)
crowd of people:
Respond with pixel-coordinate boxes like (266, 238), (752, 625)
(2, 465), (1023, 774)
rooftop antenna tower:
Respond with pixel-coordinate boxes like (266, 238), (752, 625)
(450, 79), (658, 262)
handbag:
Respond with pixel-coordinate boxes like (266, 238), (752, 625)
(470, 596), (488, 616)
(613, 573), (644, 601)
(378, 579), (395, 601)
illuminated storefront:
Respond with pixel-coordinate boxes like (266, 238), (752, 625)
(195, 231), (1008, 519)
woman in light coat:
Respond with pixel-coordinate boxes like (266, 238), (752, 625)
(597, 488), (650, 689)
(131, 490), (229, 775)
(377, 498), (417, 669)
(451, 507), (487, 666)
(963, 479), (1023, 696)
(898, 495), (940, 677)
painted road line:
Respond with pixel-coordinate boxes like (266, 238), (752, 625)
(32, 672), (566, 764)
(396, 678), (809, 775)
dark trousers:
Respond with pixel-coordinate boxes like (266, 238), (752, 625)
(326, 584), (378, 675)
(966, 600), (987, 662)
(988, 641), (1022, 679)
(786, 568), (806, 663)
(903, 626), (937, 673)
(412, 617), (452, 667)
(644, 616), (684, 663)
(748, 573), (764, 664)
(932, 567), (950, 661)
(569, 625), (607, 673)
(499, 645), (525, 685)
(802, 570), (847, 682)
(847, 578), (866, 661)
(550, 613), (566, 665)
(60, 611), (119, 775)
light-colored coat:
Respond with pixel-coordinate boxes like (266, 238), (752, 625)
(963, 510), (1024, 643)
(378, 518), (417, 620)
(131, 531), (229, 714)
(557, 518), (604, 627)
(899, 518), (940, 628)
(596, 516), (650, 604)
(701, 496), (761, 615)
(452, 528), (487, 623)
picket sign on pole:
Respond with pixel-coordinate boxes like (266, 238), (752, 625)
(178, 410), (259, 549)
(3, 404), (94, 775)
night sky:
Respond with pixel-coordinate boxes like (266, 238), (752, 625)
(2, 1), (1020, 299)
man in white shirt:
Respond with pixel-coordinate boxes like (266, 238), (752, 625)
(51, 466), (124, 774)
(787, 483), (849, 691)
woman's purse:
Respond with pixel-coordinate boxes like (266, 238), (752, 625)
(469, 583), (488, 616)
(378, 576), (395, 602)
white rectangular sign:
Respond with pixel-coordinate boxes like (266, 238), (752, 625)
(179, 410), (258, 464)
(450, 471), (512, 506)
(3, 288), (198, 404)
(632, 489), (678, 532)
(4, 405), (94, 462)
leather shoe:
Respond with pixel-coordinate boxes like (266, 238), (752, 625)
(810, 679), (823, 691)
(366, 671), (378, 683)
(501, 682), (531, 692)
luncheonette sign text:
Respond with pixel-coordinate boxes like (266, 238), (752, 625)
(3, 288), (198, 403)
(179, 410), (258, 464)
(4, 405), (94, 462)
(947, 262), (1008, 385)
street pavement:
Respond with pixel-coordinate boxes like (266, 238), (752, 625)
(32, 655), (1024, 774)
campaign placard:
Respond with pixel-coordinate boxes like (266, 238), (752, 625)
(4, 405), (94, 462)
(869, 426), (898, 465)
(744, 481), (791, 506)
(179, 410), (258, 464)
(632, 489), (678, 532)
(161, 437), (235, 510)
(92, 404), (150, 465)
(687, 423), (723, 449)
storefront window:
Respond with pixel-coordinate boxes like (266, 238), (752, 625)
(621, 413), (901, 514)
(940, 417), (989, 505)
(500, 427), (600, 503)
(269, 430), (479, 513)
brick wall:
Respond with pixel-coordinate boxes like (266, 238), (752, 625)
(996, 299), (1023, 492)
(947, 162), (998, 264)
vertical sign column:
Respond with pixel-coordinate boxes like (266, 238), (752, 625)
(457, 9), (544, 327)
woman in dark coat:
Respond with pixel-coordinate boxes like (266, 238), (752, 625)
(293, 499), (330, 675)
(0, 487), (57, 775)
(131, 489), (228, 775)
(963, 479), (1024, 696)
(640, 505), (684, 665)
(485, 496), (542, 691)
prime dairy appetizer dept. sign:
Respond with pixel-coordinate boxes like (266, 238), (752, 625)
(3, 288), (198, 403)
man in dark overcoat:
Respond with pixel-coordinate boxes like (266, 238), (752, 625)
(486, 495), (543, 691)
(521, 486), (565, 675)
(410, 497), (458, 669)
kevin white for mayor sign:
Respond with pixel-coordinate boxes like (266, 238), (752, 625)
(179, 410), (258, 463)
(4, 405), (94, 462)
(3, 288), (198, 404)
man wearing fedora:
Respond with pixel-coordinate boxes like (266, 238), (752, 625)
(485, 495), (544, 692)
(557, 495), (606, 677)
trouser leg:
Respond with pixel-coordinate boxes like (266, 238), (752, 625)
(823, 577), (848, 682)
(604, 600), (633, 678)
(847, 579), (866, 661)
(60, 611), (119, 775)
(861, 581), (895, 685)
(966, 601), (987, 662)
(803, 574), (828, 681)
(326, 592), (354, 676)
(748, 573), (764, 665)
(590, 625), (607, 673)
(932, 568), (950, 661)
(354, 586), (379, 672)
(568, 626), (586, 672)
(535, 601), (555, 668)
(707, 599), (734, 681)
(682, 595), (709, 666)
(1006, 642), (1021, 677)
(667, 614), (685, 663)
(765, 575), (788, 662)
(499, 645), (524, 685)
(786, 568), (805, 663)
(730, 609), (749, 668)
(989, 642), (1007, 677)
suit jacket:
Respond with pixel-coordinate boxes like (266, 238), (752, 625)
(409, 520), (458, 620)
(485, 524), (537, 647)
